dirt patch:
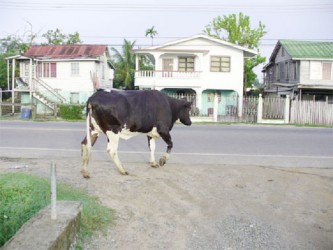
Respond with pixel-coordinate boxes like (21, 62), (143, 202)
(1, 157), (333, 249)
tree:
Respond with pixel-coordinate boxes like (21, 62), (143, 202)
(42, 29), (82, 45)
(111, 39), (136, 89)
(203, 12), (266, 94)
(0, 35), (29, 54)
(0, 35), (28, 92)
(145, 26), (158, 46)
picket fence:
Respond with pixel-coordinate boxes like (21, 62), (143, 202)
(290, 100), (333, 125)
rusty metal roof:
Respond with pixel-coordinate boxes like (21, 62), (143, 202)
(24, 44), (108, 59)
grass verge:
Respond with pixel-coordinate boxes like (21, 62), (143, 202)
(0, 173), (115, 249)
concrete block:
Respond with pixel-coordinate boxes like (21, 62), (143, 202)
(1, 201), (82, 250)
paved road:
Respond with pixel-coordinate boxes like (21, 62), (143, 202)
(0, 120), (332, 168)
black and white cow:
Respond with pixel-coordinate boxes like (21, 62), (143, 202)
(81, 89), (192, 178)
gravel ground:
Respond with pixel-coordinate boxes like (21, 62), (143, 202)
(1, 157), (333, 250)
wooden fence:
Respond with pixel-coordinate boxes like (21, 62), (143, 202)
(218, 97), (258, 123)
(290, 100), (333, 126)
(169, 93), (333, 126)
(262, 97), (285, 119)
(1, 94), (332, 126)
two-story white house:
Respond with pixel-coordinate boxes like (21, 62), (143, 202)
(133, 34), (257, 116)
(7, 44), (113, 114)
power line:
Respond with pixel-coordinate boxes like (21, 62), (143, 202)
(1, 2), (333, 13)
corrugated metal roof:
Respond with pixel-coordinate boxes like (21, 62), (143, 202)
(24, 44), (108, 59)
(280, 40), (333, 59)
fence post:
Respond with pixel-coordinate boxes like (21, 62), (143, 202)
(284, 95), (290, 124)
(51, 163), (57, 220)
(213, 93), (218, 122)
(257, 94), (263, 123)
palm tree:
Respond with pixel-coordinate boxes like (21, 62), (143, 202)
(145, 26), (158, 46)
(111, 39), (136, 89)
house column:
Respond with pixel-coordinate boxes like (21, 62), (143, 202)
(29, 58), (33, 103)
(7, 59), (10, 90)
(11, 58), (15, 114)
(135, 55), (139, 73)
(237, 91), (243, 117)
(196, 90), (202, 114)
(213, 92), (218, 122)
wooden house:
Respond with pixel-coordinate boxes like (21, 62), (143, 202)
(262, 40), (333, 101)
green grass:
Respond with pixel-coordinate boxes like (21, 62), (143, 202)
(0, 173), (115, 249)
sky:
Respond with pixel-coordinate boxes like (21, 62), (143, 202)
(1, 0), (332, 82)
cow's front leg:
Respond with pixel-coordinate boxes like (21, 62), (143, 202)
(147, 136), (158, 168)
(106, 131), (129, 175)
(159, 132), (173, 166)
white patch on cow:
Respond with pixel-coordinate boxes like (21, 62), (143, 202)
(106, 130), (128, 175)
(91, 116), (103, 134)
(149, 138), (158, 167)
(147, 127), (161, 139)
(119, 126), (160, 140)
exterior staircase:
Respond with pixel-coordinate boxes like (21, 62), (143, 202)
(17, 77), (67, 113)
(32, 92), (58, 111)
(31, 78), (66, 112)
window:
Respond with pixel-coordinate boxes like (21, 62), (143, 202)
(275, 64), (279, 81)
(210, 56), (230, 72)
(178, 57), (194, 72)
(291, 62), (297, 80)
(37, 62), (57, 78)
(285, 62), (289, 79)
(322, 62), (332, 80)
(71, 62), (80, 76)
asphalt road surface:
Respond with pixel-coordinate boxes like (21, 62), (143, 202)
(0, 120), (332, 168)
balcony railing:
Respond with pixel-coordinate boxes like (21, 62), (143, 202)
(136, 70), (202, 79)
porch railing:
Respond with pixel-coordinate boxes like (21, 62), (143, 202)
(136, 70), (202, 79)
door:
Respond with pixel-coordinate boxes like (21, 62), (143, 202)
(162, 58), (173, 77)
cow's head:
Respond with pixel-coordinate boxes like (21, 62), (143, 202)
(179, 101), (192, 126)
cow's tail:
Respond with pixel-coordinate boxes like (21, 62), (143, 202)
(86, 103), (92, 147)
(81, 102), (93, 178)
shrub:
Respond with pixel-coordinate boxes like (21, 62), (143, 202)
(58, 104), (85, 120)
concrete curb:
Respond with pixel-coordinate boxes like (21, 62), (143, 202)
(1, 201), (82, 250)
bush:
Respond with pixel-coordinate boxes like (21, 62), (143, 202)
(58, 104), (85, 120)
(0, 173), (115, 248)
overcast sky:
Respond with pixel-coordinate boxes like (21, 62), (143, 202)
(1, 0), (332, 80)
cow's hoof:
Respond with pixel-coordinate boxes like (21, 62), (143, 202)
(121, 171), (129, 175)
(82, 171), (90, 178)
(159, 157), (167, 166)
(150, 162), (159, 168)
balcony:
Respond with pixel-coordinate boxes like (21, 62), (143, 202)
(135, 70), (203, 88)
(135, 70), (202, 79)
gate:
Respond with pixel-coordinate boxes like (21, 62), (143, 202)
(219, 96), (258, 123)
(262, 97), (285, 119)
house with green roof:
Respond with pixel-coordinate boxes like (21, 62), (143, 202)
(262, 40), (333, 101)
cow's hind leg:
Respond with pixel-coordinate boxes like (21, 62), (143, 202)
(106, 131), (129, 175)
(81, 133), (98, 178)
(148, 136), (158, 168)
(159, 131), (173, 166)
